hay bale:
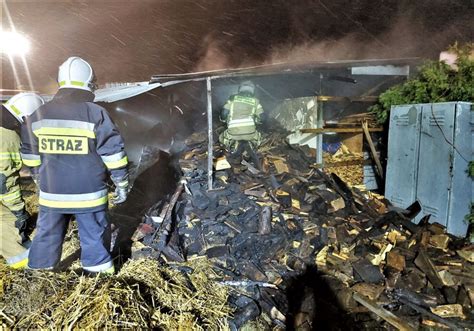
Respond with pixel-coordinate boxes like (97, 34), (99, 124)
(0, 259), (232, 330)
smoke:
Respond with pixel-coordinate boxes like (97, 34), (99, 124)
(194, 34), (232, 72)
(266, 16), (419, 63)
(2, 0), (472, 92)
(194, 2), (473, 72)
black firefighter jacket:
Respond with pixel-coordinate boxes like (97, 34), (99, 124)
(21, 89), (128, 213)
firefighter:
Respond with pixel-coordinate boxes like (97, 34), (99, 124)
(1, 92), (44, 268)
(21, 57), (129, 273)
(219, 80), (264, 166)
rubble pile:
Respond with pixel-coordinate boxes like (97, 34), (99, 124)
(133, 131), (474, 329)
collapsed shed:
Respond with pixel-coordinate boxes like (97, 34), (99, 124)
(4, 58), (473, 329)
(97, 58), (419, 184)
(93, 58), (471, 329)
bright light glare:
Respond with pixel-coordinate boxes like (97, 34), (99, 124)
(0, 31), (30, 55)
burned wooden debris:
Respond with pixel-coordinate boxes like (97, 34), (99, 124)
(132, 131), (473, 329)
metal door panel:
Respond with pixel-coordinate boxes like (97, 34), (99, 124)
(447, 103), (472, 236)
(385, 105), (422, 208)
(416, 103), (456, 226)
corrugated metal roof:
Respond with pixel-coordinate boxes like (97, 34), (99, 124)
(2, 58), (421, 104)
(150, 57), (421, 83)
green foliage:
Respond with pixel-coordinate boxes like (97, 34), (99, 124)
(469, 161), (474, 178)
(370, 43), (474, 124)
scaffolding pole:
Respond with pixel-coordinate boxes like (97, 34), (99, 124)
(206, 77), (213, 190)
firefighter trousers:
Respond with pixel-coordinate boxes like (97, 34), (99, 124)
(0, 204), (28, 265)
(28, 210), (113, 272)
(219, 129), (262, 152)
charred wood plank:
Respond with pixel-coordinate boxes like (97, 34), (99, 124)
(414, 249), (444, 289)
(353, 292), (416, 331)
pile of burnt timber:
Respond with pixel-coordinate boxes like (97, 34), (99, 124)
(132, 131), (473, 330)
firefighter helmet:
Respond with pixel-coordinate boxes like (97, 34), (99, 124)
(3, 92), (44, 123)
(238, 80), (255, 95)
(58, 56), (97, 92)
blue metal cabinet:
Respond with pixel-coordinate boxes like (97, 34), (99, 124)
(386, 102), (472, 237)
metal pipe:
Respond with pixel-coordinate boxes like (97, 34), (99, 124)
(316, 99), (324, 165)
(316, 73), (324, 166)
(206, 77), (213, 190)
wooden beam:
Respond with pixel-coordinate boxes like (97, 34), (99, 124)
(313, 159), (373, 168)
(301, 127), (383, 134)
(353, 292), (416, 331)
(362, 121), (384, 179)
(414, 249), (444, 289)
(316, 95), (378, 102)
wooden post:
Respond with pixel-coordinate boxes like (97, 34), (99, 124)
(362, 121), (384, 179)
(206, 77), (213, 190)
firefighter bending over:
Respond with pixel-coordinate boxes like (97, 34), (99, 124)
(219, 80), (264, 167)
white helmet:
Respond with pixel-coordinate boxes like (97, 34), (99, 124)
(58, 56), (97, 92)
(3, 92), (44, 123)
(238, 80), (255, 95)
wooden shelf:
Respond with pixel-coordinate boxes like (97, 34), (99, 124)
(316, 96), (378, 102)
(312, 159), (373, 168)
(301, 127), (383, 134)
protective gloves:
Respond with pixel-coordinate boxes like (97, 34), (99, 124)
(13, 209), (35, 244)
(111, 174), (129, 205)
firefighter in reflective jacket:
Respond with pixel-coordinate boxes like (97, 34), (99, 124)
(1, 93), (44, 269)
(219, 81), (264, 152)
(21, 57), (129, 273)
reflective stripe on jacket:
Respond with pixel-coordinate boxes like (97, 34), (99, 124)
(225, 95), (263, 137)
(20, 89), (128, 213)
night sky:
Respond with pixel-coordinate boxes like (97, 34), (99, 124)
(1, 0), (473, 93)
